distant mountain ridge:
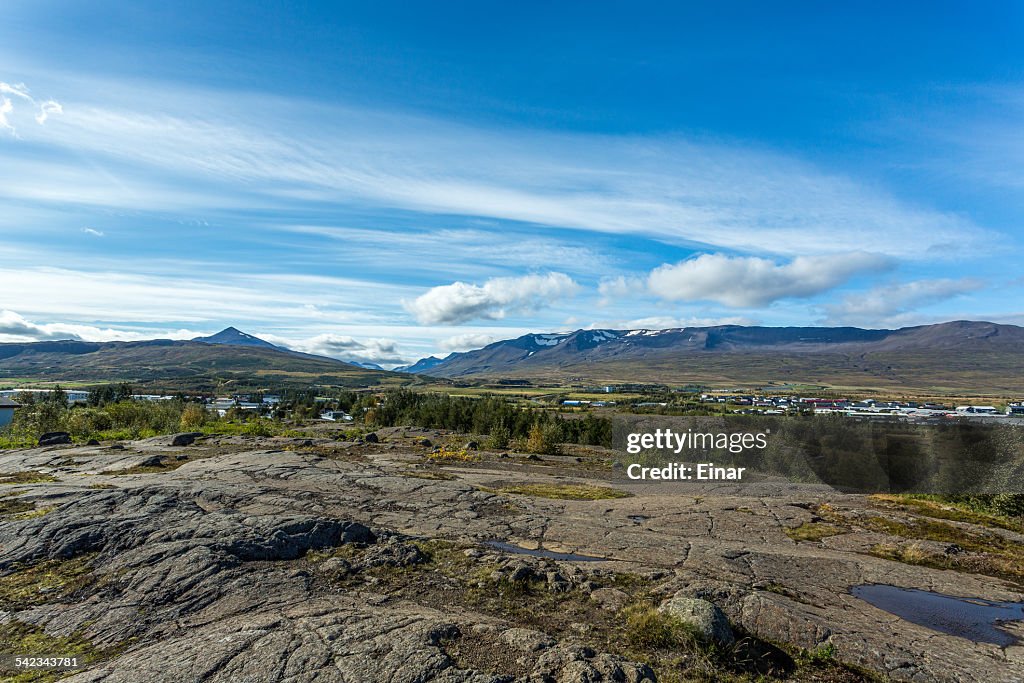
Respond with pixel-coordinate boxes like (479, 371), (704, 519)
(393, 356), (447, 374)
(193, 328), (389, 370)
(399, 321), (1024, 393)
(192, 327), (283, 350)
(0, 328), (398, 392)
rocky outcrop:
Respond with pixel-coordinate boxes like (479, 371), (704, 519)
(38, 431), (72, 446)
(0, 435), (1020, 682)
(659, 596), (735, 646)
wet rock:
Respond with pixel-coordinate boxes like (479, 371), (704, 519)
(659, 596), (735, 647)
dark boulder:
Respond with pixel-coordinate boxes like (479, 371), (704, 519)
(38, 432), (72, 446)
(226, 519), (376, 562)
(363, 432), (379, 444)
(170, 432), (203, 447)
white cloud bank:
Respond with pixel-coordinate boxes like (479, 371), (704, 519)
(405, 273), (580, 325)
(274, 334), (407, 366)
(0, 309), (411, 366)
(0, 309), (197, 343)
(437, 333), (498, 352)
(647, 252), (892, 308)
(822, 278), (985, 327)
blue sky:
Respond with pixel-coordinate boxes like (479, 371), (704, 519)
(1, 1), (1022, 366)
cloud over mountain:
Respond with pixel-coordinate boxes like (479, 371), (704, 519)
(823, 278), (985, 327)
(647, 252), (892, 308)
(405, 273), (580, 325)
(277, 334), (408, 366)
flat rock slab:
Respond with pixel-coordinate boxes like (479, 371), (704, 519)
(0, 439), (1021, 681)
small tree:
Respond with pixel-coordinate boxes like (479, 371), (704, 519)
(486, 424), (511, 449)
(525, 423), (562, 455)
(179, 403), (207, 431)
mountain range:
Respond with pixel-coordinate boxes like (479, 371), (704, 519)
(398, 321), (1024, 393)
(2, 321), (1021, 394)
(0, 328), (400, 392)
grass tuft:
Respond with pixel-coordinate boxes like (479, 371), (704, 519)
(0, 556), (97, 611)
(784, 522), (844, 542)
(0, 472), (58, 485)
(480, 483), (631, 500)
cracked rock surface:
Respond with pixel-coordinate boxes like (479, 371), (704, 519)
(0, 429), (1021, 682)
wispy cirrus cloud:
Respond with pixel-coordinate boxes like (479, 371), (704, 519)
(0, 75), (993, 260)
(0, 71), (1014, 356)
(282, 225), (612, 278)
(0, 81), (61, 134)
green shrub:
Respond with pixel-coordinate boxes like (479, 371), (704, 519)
(525, 423), (563, 455)
(179, 403), (207, 431)
(485, 424), (511, 449)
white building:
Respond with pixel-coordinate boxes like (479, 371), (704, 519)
(0, 398), (20, 428)
(320, 411), (353, 422)
(0, 389), (89, 403)
(956, 405), (1001, 415)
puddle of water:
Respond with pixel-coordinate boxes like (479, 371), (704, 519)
(853, 584), (1024, 647)
(484, 540), (606, 562)
(628, 515), (650, 523)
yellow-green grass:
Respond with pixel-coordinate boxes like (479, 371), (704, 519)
(480, 482), (631, 500)
(0, 556), (96, 611)
(0, 472), (58, 485)
(784, 522), (845, 542)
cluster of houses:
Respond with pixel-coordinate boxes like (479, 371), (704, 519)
(700, 394), (1024, 420)
(2, 388), (1022, 430)
(202, 394), (281, 417)
(560, 399), (615, 408)
(0, 389), (91, 428)
(0, 398), (19, 428)
(130, 393), (283, 417)
(0, 389), (90, 403)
